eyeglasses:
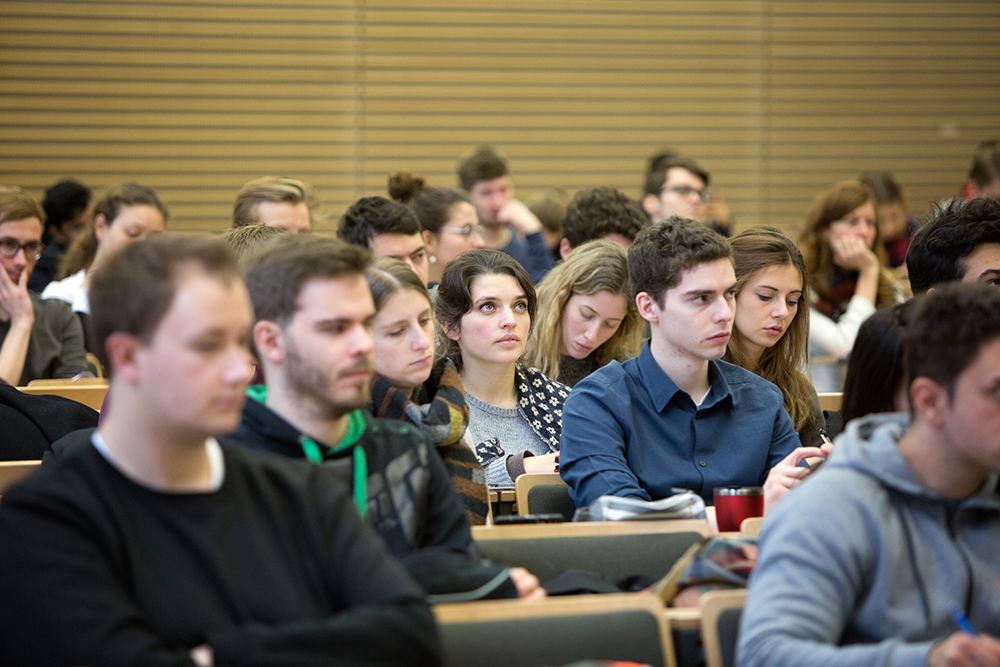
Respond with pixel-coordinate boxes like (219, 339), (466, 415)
(664, 186), (711, 203)
(441, 224), (485, 238)
(0, 238), (44, 260)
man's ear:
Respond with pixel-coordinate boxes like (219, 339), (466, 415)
(641, 194), (659, 219)
(93, 213), (109, 242)
(105, 332), (141, 385)
(559, 237), (573, 260)
(253, 321), (285, 366)
(909, 376), (949, 430)
(635, 292), (659, 323)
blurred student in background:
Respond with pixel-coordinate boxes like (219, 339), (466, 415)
(388, 172), (485, 287)
(798, 181), (903, 392)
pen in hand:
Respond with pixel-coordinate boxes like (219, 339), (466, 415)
(950, 603), (978, 636)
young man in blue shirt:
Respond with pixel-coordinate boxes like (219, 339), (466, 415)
(560, 217), (829, 509)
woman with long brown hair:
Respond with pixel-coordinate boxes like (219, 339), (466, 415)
(798, 181), (903, 391)
(723, 227), (825, 446)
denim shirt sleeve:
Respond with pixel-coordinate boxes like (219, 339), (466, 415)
(767, 399), (802, 475)
(559, 370), (651, 507)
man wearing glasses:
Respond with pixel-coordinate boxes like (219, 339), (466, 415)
(0, 186), (90, 385)
(641, 156), (712, 225)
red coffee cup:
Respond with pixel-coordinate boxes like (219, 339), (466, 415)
(713, 487), (764, 532)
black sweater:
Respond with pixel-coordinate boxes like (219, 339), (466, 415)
(234, 398), (516, 601)
(0, 429), (440, 667)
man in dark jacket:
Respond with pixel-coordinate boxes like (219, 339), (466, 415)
(233, 235), (543, 602)
(0, 234), (440, 667)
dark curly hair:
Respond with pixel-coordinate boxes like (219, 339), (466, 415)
(562, 187), (648, 251)
(627, 216), (731, 305)
(337, 196), (422, 248)
(906, 197), (1000, 294)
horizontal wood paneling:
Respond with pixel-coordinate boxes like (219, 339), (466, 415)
(0, 1), (997, 233)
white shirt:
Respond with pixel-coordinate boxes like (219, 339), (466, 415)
(91, 431), (225, 492)
(41, 269), (90, 314)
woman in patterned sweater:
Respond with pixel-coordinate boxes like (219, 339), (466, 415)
(436, 249), (569, 489)
(365, 257), (490, 524)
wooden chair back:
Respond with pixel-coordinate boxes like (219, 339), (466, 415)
(20, 379), (109, 412)
(435, 593), (676, 667)
(514, 472), (574, 519)
(817, 392), (842, 412)
(740, 517), (764, 538)
(700, 589), (747, 667)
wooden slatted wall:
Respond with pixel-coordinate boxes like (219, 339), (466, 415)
(0, 0), (362, 232)
(760, 2), (1000, 226)
(1, 1), (998, 234)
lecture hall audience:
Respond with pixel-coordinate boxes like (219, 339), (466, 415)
(6, 135), (1000, 667)
(0, 234), (440, 667)
(739, 283), (1000, 667)
(232, 236), (543, 601)
(559, 217), (829, 510)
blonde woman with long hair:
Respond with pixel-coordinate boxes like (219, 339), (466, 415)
(525, 240), (643, 387)
(723, 227), (825, 447)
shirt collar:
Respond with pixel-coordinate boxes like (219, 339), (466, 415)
(636, 342), (733, 412)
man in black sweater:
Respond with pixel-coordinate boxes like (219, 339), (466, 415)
(233, 235), (543, 602)
(0, 235), (440, 667)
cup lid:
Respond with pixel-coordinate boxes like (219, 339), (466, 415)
(713, 486), (763, 496)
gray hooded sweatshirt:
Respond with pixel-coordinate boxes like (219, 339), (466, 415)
(738, 413), (1000, 667)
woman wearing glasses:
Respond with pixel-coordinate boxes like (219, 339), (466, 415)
(798, 181), (903, 392)
(389, 172), (485, 286)
(42, 182), (167, 315)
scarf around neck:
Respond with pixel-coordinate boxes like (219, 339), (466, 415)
(369, 357), (469, 445)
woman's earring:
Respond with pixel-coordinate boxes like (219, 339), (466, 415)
(429, 255), (437, 264)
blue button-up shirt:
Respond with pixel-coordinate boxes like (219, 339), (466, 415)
(560, 343), (800, 507)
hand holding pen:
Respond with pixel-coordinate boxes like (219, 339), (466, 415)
(926, 606), (1000, 667)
